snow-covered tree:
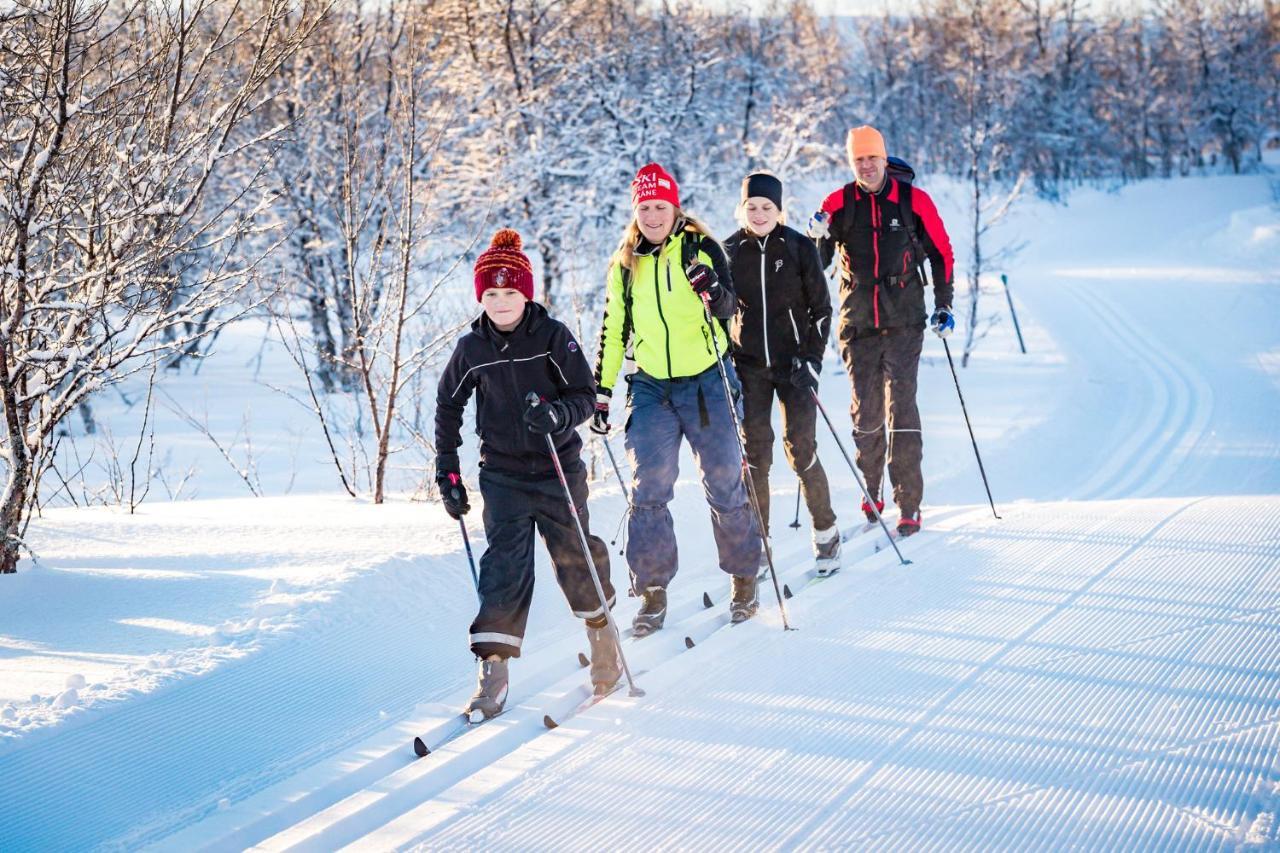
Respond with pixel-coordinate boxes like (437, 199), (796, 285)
(0, 0), (322, 573)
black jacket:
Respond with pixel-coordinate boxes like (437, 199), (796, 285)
(817, 178), (955, 338)
(724, 224), (832, 374)
(435, 302), (594, 477)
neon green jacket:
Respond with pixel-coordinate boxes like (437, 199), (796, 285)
(593, 228), (737, 391)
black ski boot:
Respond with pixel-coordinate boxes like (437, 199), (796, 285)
(464, 654), (508, 723)
(586, 623), (622, 695)
(730, 574), (759, 623)
(632, 586), (667, 637)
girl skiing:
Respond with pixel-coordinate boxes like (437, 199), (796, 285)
(435, 228), (621, 721)
(723, 172), (841, 574)
(591, 163), (763, 633)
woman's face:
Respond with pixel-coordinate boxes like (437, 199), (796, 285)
(635, 200), (677, 244)
(743, 197), (781, 237)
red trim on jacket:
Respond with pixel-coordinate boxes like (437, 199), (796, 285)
(911, 186), (954, 285)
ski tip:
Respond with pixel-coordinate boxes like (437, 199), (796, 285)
(543, 714), (559, 730)
(783, 584), (793, 599)
(577, 651), (590, 668)
(413, 736), (430, 758)
(684, 635), (695, 649)
(702, 591), (713, 608)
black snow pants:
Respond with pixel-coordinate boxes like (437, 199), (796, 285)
(470, 465), (613, 659)
(736, 360), (837, 536)
(838, 326), (925, 517)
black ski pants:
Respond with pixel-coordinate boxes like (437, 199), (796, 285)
(838, 326), (925, 517)
(470, 465), (613, 660)
(736, 360), (837, 535)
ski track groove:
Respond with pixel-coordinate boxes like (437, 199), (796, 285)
(193, 521), (918, 851)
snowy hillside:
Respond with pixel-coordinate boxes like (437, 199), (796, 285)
(2, 173), (1278, 850)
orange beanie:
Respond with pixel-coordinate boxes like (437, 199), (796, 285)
(846, 125), (887, 162)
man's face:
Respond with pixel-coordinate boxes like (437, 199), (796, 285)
(855, 155), (887, 190)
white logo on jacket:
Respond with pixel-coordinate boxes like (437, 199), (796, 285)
(775, 259), (784, 272)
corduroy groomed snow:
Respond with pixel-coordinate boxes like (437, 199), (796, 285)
(474, 228), (534, 302)
(631, 163), (680, 209)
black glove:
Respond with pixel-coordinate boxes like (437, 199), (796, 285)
(436, 471), (470, 519)
(790, 357), (820, 392)
(589, 393), (611, 435)
(523, 396), (569, 435)
(685, 262), (720, 299)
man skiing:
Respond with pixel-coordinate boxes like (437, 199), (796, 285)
(807, 125), (955, 537)
(435, 228), (620, 722)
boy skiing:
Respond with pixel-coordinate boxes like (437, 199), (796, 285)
(435, 228), (620, 721)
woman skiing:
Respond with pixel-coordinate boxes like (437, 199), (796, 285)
(723, 172), (841, 575)
(591, 163), (763, 633)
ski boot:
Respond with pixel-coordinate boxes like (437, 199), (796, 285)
(813, 524), (842, 577)
(861, 498), (885, 524)
(585, 623), (622, 695)
(897, 511), (921, 538)
(464, 654), (509, 723)
(632, 586), (667, 638)
(730, 573), (759, 624)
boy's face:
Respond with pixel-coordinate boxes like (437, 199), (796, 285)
(481, 286), (528, 331)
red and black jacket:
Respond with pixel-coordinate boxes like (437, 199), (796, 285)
(817, 178), (954, 338)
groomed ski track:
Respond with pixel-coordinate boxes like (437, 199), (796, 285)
(2, 176), (1278, 850)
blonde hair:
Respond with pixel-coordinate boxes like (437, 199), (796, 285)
(611, 208), (724, 273)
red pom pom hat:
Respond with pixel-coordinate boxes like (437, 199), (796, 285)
(474, 228), (535, 302)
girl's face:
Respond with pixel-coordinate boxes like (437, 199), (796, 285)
(480, 287), (528, 331)
(743, 197), (781, 237)
(635, 200), (677, 244)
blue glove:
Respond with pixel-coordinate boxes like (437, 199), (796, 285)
(807, 210), (830, 240)
(930, 308), (955, 339)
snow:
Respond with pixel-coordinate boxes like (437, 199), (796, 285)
(1, 173), (1278, 850)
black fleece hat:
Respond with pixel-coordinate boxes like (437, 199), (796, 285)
(741, 172), (783, 209)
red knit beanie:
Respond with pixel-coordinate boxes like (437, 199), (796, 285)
(631, 163), (680, 208)
(474, 228), (534, 302)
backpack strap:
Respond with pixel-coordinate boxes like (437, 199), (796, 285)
(896, 180), (927, 279)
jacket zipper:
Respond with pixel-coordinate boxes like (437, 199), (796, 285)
(653, 252), (673, 377)
(758, 235), (770, 368)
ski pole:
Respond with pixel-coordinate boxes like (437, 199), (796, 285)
(526, 393), (644, 697)
(807, 387), (911, 565)
(458, 519), (480, 602)
(444, 473), (483, 604)
(1000, 274), (1026, 354)
(941, 339), (1001, 519)
(788, 487), (802, 529)
(601, 435), (630, 503)
(699, 297), (792, 631)
(601, 436), (632, 555)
